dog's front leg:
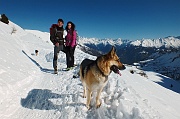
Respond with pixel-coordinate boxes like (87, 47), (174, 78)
(86, 89), (92, 110)
(96, 88), (103, 108)
(83, 86), (86, 98)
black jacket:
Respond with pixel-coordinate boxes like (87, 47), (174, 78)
(50, 26), (64, 45)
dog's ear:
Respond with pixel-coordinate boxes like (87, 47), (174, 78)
(108, 46), (116, 57)
(113, 46), (116, 52)
(111, 46), (116, 52)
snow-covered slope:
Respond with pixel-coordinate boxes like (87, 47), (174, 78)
(25, 30), (50, 43)
(0, 21), (180, 119)
(138, 50), (180, 80)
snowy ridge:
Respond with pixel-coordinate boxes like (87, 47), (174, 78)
(131, 37), (180, 48)
(78, 37), (130, 46)
(0, 21), (180, 119)
(78, 36), (180, 48)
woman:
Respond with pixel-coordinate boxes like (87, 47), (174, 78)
(65, 21), (77, 70)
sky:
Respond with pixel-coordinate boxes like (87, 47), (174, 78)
(0, 0), (180, 40)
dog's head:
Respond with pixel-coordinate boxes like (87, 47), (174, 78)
(35, 50), (38, 53)
(106, 46), (126, 76)
(35, 50), (38, 56)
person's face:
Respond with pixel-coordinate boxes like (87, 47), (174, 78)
(68, 23), (72, 29)
(58, 21), (63, 27)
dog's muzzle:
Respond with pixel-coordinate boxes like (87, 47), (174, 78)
(121, 65), (126, 70)
(110, 65), (126, 76)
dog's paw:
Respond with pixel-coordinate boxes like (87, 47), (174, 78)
(86, 105), (91, 110)
(96, 102), (102, 108)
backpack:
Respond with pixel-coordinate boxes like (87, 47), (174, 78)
(50, 24), (58, 35)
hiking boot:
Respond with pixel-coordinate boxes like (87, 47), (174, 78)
(54, 68), (58, 74)
(66, 67), (73, 71)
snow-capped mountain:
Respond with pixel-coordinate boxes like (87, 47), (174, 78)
(0, 20), (180, 119)
(78, 36), (180, 49)
(78, 36), (180, 64)
(77, 37), (131, 54)
(130, 37), (180, 48)
(77, 36), (180, 80)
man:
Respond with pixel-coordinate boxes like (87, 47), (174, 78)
(50, 19), (67, 74)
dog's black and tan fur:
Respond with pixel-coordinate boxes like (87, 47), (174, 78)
(80, 46), (125, 109)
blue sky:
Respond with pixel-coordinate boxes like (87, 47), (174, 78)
(1, 0), (180, 40)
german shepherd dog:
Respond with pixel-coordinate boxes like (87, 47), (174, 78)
(80, 46), (125, 109)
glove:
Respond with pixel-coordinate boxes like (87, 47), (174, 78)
(55, 42), (59, 47)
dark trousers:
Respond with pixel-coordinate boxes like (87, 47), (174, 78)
(53, 45), (65, 69)
(66, 46), (76, 68)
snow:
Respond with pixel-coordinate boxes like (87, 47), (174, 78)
(78, 37), (129, 47)
(0, 20), (180, 119)
(77, 36), (180, 49)
(130, 38), (180, 48)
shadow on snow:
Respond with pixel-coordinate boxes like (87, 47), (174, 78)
(154, 74), (180, 94)
(137, 66), (180, 94)
(21, 89), (85, 110)
(22, 50), (54, 74)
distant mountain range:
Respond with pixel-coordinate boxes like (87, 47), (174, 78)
(78, 36), (180, 63)
(77, 36), (180, 80)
